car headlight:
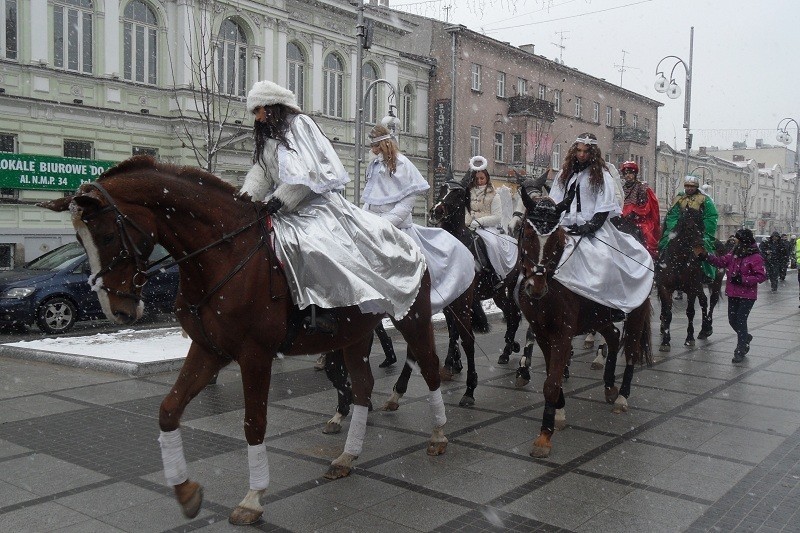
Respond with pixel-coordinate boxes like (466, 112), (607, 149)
(1, 287), (35, 299)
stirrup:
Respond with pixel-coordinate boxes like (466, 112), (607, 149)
(303, 306), (338, 335)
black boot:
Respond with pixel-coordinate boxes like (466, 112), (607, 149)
(303, 306), (338, 335)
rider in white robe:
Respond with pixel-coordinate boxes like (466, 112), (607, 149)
(363, 126), (473, 314)
(241, 80), (425, 322)
(548, 135), (653, 313)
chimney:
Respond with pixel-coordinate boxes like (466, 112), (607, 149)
(733, 155), (745, 162)
(698, 147), (707, 155)
(519, 44), (535, 54)
(755, 138), (763, 148)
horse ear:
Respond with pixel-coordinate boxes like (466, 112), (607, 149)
(72, 192), (103, 211)
(460, 171), (472, 189)
(37, 196), (74, 212)
(519, 185), (537, 212)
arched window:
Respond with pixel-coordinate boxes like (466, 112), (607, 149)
(401, 84), (413, 133)
(217, 19), (247, 97)
(323, 53), (344, 118)
(53, 0), (93, 73)
(123, 1), (158, 84)
(362, 62), (378, 124)
(286, 42), (305, 109)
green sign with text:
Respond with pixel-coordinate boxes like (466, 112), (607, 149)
(0, 153), (117, 191)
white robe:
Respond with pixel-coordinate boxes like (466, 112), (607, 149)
(363, 153), (473, 314)
(549, 168), (654, 313)
(241, 115), (426, 320)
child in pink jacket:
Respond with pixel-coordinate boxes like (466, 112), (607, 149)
(696, 228), (767, 363)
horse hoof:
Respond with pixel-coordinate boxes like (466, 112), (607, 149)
(229, 505), (263, 526)
(427, 440), (448, 456)
(583, 340), (594, 349)
(530, 444), (551, 458)
(440, 366), (454, 381)
(322, 421), (341, 434)
(324, 464), (352, 479)
(604, 386), (619, 404)
(458, 395), (475, 407)
(698, 329), (712, 340)
(515, 376), (530, 388)
(612, 396), (629, 414)
(684, 339), (695, 347)
(659, 344), (671, 352)
(590, 361), (604, 370)
(175, 481), (203, 519)
(381, 400), (399, 411)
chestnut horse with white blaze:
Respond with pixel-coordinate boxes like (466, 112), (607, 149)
(516, 191), (653, 458)
(39, 156), (448, 525)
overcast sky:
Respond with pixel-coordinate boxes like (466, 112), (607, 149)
(392, 0), (800, 152)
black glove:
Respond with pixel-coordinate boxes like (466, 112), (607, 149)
(730, 273), (743, 285)
(566, 211), (608, 236)
(264, 197), (283, 215)
(554, 182), (577, 214)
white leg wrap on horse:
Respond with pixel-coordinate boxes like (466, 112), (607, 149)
(343, 405), (369, 457)
(428, 389), (447, 428)
(158, 429), (188, 486)
(247, 443), (270, 491)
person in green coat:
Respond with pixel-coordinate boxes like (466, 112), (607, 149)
(658, 175), (719, 281)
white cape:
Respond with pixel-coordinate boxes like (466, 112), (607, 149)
(475, 228), (518, 278)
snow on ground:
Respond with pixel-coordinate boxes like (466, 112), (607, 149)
(3, 301), (502, 364)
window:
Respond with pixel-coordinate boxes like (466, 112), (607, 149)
(512, 133), (523, 163)
(496, 72), (506, 97)
(574, 96), (582, 119)
(216, 19), (248, 96)
(606, 106), (613, 126)
(401, 84), (413, 133)
(538, 84), (546, 99)
(551, 143), (561, 169)
(323, 53), (344, 118)
(644, 118), (651, 132)
(1, 0), (17, 59)
(633, 114), (638, 128)
(593, 102), (600, 123)
(363, 62), (378, 124)
(54, 0), (93, 74)
(494, 132), (504, 162)
(471, 63), (481, 91)
(553, 90), (561, 113)
(64, 139), (93, 159)
(517, 78), (527, 95)
(470, 126), (481, 158)
(0, 133), (17, 199)
(123, 0), (157, 85)
(132, 146), (158, 158)
(619, 110), (626, 127)
(286, 42), (305, 109)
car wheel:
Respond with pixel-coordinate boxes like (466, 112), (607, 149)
(36, 297), (77, 334)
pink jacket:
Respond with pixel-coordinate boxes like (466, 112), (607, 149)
(706, 250), (767, 300)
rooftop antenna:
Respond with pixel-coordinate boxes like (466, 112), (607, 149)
(552, 31), (569, 64)
(614, 49), (639, 87)
(442, 4), (452, 23)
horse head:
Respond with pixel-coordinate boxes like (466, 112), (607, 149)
(518, 196), (567, 299)
(669, 207), (705, 255)
(429, 179), (468, 226)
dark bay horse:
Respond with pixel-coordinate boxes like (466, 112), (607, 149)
(39, 156), (448, 525)
(428, 178), (523, 391)
(655, 207), (722, 351)
(517, 193), (653, 458)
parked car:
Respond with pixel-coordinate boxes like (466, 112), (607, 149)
(0, 242), (178, 334)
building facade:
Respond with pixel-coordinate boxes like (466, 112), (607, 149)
(0, 0), (432, 263)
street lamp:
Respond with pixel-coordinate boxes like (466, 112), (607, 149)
(654, 27), (694, 179)
(776, 117), (800, 233)
(690, 164), (714, 191)
(353, 79), (399, 205)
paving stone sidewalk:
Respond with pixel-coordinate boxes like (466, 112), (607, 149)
(1, 285), (800, 532)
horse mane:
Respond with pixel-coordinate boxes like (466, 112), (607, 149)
(98, 155), (241, 197)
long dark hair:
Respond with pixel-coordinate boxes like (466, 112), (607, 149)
(252, 104), (295, 168)
(558, 133), (608, 192)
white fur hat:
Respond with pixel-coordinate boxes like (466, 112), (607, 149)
(247, 80), (301, 113)
(684, 175), (700, 186)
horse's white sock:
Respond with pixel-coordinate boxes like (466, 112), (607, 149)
(428, 388), (447, 427)
(158, 429), (188, 486)
(247, 443), (269, 490)
(343, 405), (369, 457)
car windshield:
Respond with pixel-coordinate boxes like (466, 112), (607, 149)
(26, 242), (86, 271)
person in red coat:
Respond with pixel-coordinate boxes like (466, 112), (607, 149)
(695, 228), (767, 363)
(620, 161), (660, 260)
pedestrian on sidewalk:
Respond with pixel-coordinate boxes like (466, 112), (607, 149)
(695, 228), (767, 363)
(759, 231), (784, 292)
(796, 235), (800, 308)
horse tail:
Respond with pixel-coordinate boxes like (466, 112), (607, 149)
(623, 297), (654, 366)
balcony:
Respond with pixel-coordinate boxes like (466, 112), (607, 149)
(507, 96), (555, 122)
(613, 126), (650, 145)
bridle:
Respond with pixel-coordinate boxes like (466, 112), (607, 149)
(518, 198), (563, 299)
(429, 180), (465, 224)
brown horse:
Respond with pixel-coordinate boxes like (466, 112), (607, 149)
(38, 156), (448, 525)
(655, 207), (723, 351)
(428, 178), (522, 382)
(517, 193), (653, 458)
